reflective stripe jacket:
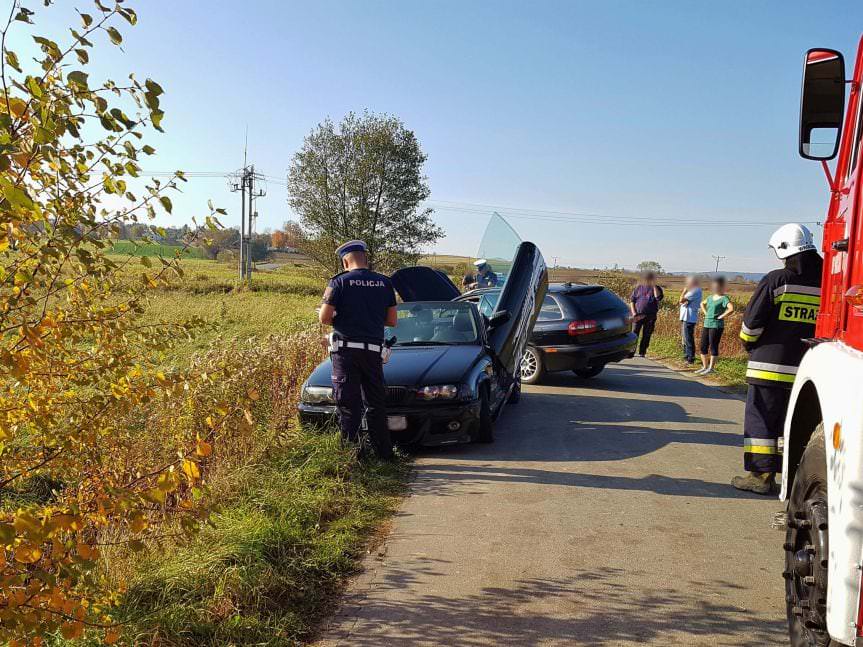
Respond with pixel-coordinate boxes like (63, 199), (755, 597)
(739, 251), (823, 388)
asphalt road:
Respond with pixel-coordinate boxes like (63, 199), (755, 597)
(316, 358), (787, 646)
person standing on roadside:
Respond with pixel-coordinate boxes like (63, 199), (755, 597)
(318, 240), (398, 461)
(695, 276), (733, 376)
(630, 271), (664, 357)
(678, 275), (702, 365)
(731, 224), (822, 495)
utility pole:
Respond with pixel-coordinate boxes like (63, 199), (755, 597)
(712, 254), (727, 273)
(228, 163), (266, 282)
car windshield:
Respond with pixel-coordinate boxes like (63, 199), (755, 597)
(386, 302), (479, 345)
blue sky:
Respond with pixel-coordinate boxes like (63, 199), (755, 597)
(19, 1), (863, 272)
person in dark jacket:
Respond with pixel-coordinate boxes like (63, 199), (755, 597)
(630, 271), (664, 357)
(319, 240), (398, 460)
(732, 224), (822, 494)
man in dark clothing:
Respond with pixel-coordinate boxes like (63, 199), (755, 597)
(319, 240), (398, 460)
(732, 224), (822, 494)
(630, 272), (664, 357)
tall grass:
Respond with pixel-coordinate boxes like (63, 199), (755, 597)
(42, 260), (409, 645)
(87, 332), (409, 645)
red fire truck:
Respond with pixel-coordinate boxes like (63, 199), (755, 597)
(781, 36), (863, 646)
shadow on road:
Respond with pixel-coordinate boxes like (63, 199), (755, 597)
(330, 564), (785, 646)
(409, 462), (765, 499)
(541, 361), (739, 401)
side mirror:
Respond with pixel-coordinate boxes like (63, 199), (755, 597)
(487, 310), (511, 329)
(799, 48), (846, 160)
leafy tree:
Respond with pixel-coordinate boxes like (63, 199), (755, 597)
(0, 2), (251, 642)
(282, 219), (303, 248)
(271, 229), (287, 249)
(288, 111), (443, 273)
(200, 226), (239, 260)
(637, 260), (663, 274)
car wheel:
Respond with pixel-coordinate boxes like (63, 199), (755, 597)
(507, 379), (521, 404)
(476, 386), (494, 443)
(520, 346), (544, 385)
(785, 424), (832, 646)
(574, 365), (604, 379)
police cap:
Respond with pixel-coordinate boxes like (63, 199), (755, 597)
(336, 240), (368, 258)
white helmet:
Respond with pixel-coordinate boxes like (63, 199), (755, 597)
(768, 223), (816, 260)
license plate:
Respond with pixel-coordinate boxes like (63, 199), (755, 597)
(387, 415), (408, 431)
(603, 317), (624, 329)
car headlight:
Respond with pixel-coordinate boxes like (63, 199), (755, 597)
(302, 385), (335, 405)
(416, 384), (459, 400)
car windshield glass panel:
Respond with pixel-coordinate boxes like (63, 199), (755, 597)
(387, 302), (479, 345)
(474, 213), (522, 292)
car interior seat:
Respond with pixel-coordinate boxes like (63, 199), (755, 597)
(433, 311), (475, 342)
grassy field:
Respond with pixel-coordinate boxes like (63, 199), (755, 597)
(110, 239), (209, 259)
(66, 257), (410, 645)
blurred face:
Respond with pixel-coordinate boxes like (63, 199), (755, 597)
(686, 276), (699, 289)
(642, 272), (655, 285)
(712, 279), (725, 294)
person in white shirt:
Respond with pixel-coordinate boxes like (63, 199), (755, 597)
(678, 275), (702, 365)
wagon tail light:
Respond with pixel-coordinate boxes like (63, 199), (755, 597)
(568, 319), (599, 336)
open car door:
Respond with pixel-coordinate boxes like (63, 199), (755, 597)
(486, 241), (548, 377)
(390, 266), (461, 302)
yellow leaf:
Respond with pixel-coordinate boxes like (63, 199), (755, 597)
(182, 459), (200, 481)
(248, 388), (260, 401)
(104, 629), (120, 644)
(60, 621), (84, 640)
(195, 440), (212, 457)
(14, 544), (42, 564)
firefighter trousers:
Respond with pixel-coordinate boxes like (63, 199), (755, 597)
(743, 384), (791, 473)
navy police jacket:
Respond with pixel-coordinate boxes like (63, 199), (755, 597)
(322, 268), (396, 344)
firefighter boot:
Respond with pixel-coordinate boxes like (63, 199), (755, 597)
(731, 471), (776, 495)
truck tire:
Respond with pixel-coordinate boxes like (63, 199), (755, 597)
(785, 424), (833, 647)
(476, 387), (494, 443)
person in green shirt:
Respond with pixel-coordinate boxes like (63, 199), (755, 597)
(695, 276), (734, 376)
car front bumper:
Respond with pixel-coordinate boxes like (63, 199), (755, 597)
(540, 332), (638, 372)
(298, 399), (481, 447)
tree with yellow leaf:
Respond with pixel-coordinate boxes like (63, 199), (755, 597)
(0, 2), (252, 643)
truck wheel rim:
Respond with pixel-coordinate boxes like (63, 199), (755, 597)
(520, 349), (538, 380)
(785, 494), (829, 642)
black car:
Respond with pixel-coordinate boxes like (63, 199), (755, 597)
(298, 243), (548, 446)
(459, 283), (636, 384)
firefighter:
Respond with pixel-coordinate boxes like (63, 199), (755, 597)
(318, 240), (398, 460)
(732, 223), (822, 494)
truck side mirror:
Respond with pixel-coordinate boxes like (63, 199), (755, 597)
(799, 48), (846, 161)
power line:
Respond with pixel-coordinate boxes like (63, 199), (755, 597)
(139, 171), (820, 228)
(712, 254), (727, 272)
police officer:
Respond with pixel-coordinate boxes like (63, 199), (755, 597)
(318, 240), (398, 460)
(473, 259), (498, 288)
(732, 224), (822, 494)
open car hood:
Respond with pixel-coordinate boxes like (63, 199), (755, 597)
(390, 266), (461, 302)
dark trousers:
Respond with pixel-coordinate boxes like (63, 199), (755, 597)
(743, 384), (791, 473)
(681, 321), (696, 362)
(330, 347), (393, 459)
(699, 326), (724, 356)
(633, 316), (656, 355)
